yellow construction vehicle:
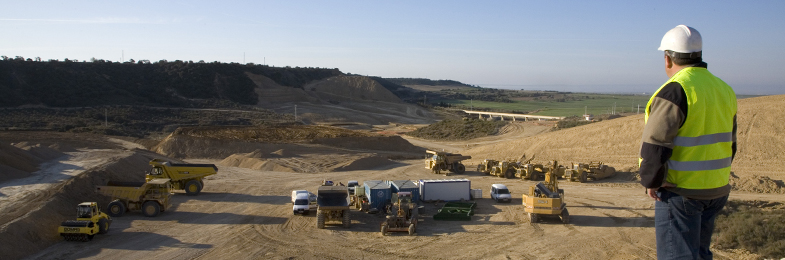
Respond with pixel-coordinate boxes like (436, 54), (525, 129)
(516, 156), (547, 181)
(522, 161), (569, 224)
(425, 150), (471, 176)
(489, 161), (518, 179)
(147, 159), (217, 196)
(476, 159), (499, 174)
(96, 178), (172, 217)
(564, 161), (616, 182)
(58, 202), (112, 242)
(380, 192), (418, 236)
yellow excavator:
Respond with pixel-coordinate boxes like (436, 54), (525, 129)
(522, 161), (569, 224)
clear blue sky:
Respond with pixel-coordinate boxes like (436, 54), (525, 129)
(3, 1), (783, 95)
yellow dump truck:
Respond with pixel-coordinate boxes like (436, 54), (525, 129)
(58, 202), (112, 242)
(425, 150), (471, 176)
(147, 159), (217, 196)
(96, 178), (172, 217)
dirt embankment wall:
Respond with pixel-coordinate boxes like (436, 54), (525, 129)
(305, 76), (402, 103)
(153, 125), (421, 159)
(0, 151), (154, 260)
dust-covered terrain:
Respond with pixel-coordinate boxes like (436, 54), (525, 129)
(1, 95), (784, 260)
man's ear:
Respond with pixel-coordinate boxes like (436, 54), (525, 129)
(664, 54), (673, 70)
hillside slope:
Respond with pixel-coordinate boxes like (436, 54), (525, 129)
(467, 95), (785, 186)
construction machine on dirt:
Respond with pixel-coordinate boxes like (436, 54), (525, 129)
(489, 161), (518, 179)
(316, 184), (351, 229)
(147, 159), (217, 196)
(96, 178), (172, 217)
(58, 202), (112, 242)
(563, 161), (616, 182)
(425, 150), (471, 176)
(515, 156), (547, 181)
(380, 192), (418, 236)
(522, 161), (569, 224)
(476, 159), (499, 174)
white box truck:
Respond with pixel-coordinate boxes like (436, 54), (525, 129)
(419, 179), (471, 202)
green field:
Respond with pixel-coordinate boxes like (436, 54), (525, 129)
(442, 93), (651, 117)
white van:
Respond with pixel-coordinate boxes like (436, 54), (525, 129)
(291, 190), (309, 203)
(490, 184), (512, 203)
(293, 193), (311, 215)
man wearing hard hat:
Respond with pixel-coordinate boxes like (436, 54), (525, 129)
(639, 25), (737, 259)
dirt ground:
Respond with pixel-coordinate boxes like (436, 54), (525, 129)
(2, 95), (784, 260)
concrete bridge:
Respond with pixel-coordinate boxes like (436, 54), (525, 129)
(462, 110), (564, 121)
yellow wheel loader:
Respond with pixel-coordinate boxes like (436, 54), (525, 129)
(58, 202), (112, 242)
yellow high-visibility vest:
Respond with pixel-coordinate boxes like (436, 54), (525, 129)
(645, 67), (737, 189)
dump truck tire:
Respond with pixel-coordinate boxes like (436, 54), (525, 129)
(185, 180), (202, 196)
(456, 164), (466, 174)
(107, 200), (126, 217)
(381, 224), (388, 236)
(408, 224), (416, 235)
(561, 209), (570, 224)
(98, 218), (109, 234)
(579, 172), (587, 183)
(342, 210), (351, 228)
(317, 210), (325, 229)
(529, 213), (538, 223)
(505, 169), (515, 179)
(476, 165), (483, 172)
(530, 173), (538, 181)
(142, 201), (161, 217)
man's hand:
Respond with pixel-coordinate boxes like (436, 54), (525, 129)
(647, 182), (676, 201)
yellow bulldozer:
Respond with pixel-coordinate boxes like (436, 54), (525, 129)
(476, 159), (499, 174)
(489, 161), (518, 179)
(522, 161), (569, 224)
(424, 150), (471, 176)
(563, 161), (616, 182)
(58, 202), (112, 242)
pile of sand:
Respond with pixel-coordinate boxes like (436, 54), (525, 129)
(332, 156), (397, 171)
(0, 142), (68, 183)
(730, 173), (785, 194)
(0, 151), (156, 260)
(467, 95), (785, 194)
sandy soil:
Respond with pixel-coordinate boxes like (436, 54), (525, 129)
(3, 95), (784, 260)
(20, 159), (776, 260)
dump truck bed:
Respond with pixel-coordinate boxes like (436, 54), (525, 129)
(96, 178), (170, 200)
(317, 186), (349, 209)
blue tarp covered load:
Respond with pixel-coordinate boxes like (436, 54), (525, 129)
(390, 180), (420, 203)
(364, 180), (392, 210)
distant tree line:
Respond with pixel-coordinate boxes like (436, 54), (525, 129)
(0, 56), (342, 108)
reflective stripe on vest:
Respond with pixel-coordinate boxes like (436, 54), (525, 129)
(645, 66), (737, 189)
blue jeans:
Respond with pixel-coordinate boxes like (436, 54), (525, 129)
(655, 189), (728, 260)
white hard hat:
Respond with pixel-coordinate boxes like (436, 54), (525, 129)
(658, 25), (702, 53)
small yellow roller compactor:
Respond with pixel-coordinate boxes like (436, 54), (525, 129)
(58, 202), (112, 242)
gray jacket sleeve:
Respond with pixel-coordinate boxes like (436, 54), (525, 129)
(639, 82), (686, 188)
